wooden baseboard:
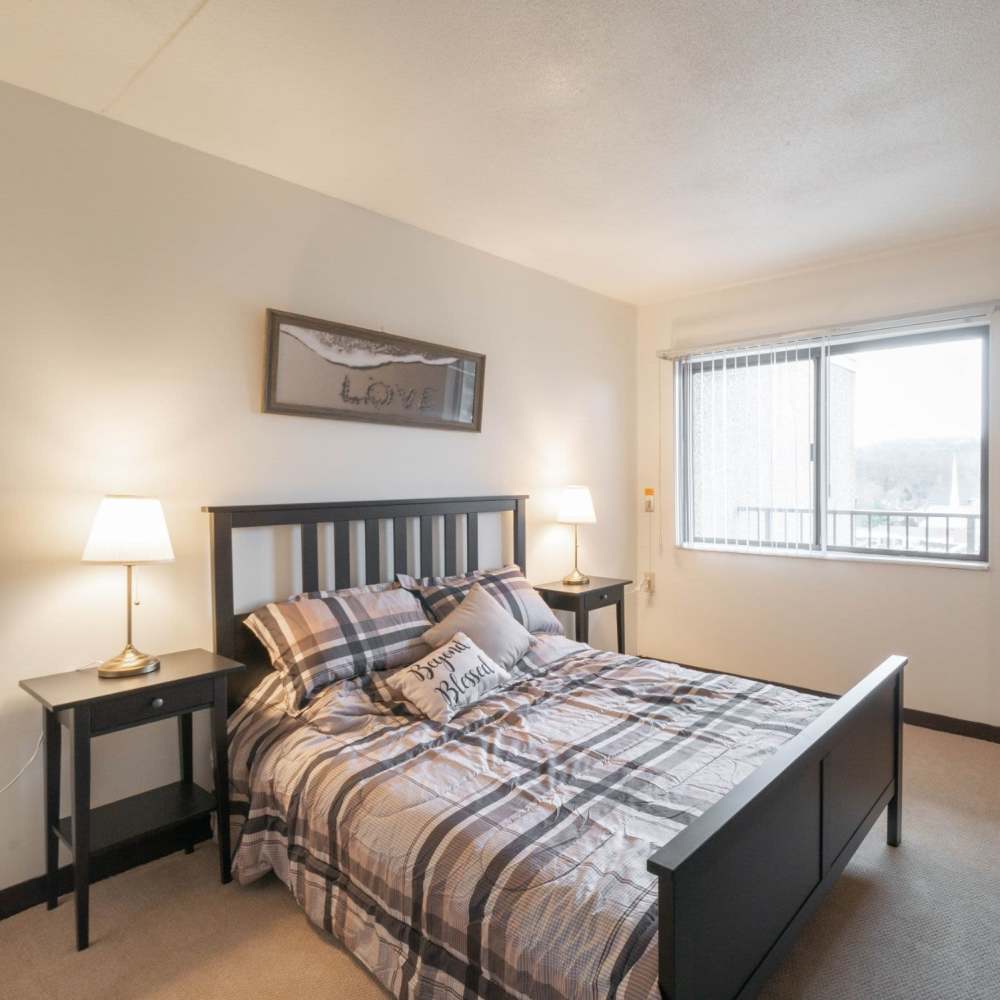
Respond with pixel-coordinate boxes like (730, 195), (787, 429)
(902, 708), (1000, 743)
(644, 655), (1000, 744)
(0, 816), (212, 922)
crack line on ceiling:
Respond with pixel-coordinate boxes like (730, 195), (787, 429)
(100, 0), (214, 114)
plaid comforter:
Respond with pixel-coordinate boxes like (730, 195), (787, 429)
(228, 637), (831, 1000)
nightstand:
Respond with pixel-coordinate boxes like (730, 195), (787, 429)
(19, 648), (244, 950)
(535, 577), (631, 652)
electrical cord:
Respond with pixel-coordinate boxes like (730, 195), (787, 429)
(1, 660), (101, 795)
(0, 730), (44, 794)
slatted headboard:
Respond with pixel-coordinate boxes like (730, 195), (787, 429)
(202, 495), (528, 712)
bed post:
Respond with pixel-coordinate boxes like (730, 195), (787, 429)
(209, 511), (236, 660)
(887, 667), (904, 846)
(513, 497), (527, 573)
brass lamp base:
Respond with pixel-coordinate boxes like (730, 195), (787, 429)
(97, 643), (160, 678)
(563, 523), (590, 585)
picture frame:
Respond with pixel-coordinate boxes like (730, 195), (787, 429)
(263, 309), (485, 432)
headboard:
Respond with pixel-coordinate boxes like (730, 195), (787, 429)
(202, 495), (528, 712)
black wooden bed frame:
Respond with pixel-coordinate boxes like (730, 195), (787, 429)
(204, 494), (906, 1000)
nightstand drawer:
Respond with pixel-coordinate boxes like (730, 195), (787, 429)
(584, 585), (623, 611)
(91, 679), (214, 734)
(536, 589), (580, 613)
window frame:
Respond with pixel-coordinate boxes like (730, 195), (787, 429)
(676, 325), (990, 565)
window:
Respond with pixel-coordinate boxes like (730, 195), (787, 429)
(676, 321), (989, 562)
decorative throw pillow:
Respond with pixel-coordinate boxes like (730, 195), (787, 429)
(385, 632), (511, 722)
(397, 564), (563, 635)
(244, 586), (431, 714)
(421, 582), (532, 671)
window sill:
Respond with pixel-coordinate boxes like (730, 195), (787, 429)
(678, 542), (989, 571)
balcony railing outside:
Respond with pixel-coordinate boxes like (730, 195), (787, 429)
(719, 505), (982, 556)
(828, 508), (979, 555)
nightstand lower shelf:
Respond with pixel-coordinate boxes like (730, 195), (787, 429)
(54, 781), (215, 854)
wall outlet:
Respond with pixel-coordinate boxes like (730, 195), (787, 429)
(641, 571), (655, 594)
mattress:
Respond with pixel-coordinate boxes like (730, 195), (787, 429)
(227, 635), (832, 1000)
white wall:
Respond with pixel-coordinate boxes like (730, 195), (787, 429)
(636, 231), (1000, 728)
(0, 84), (636, 890)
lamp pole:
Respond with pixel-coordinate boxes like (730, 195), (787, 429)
(563, 522), (590, 585)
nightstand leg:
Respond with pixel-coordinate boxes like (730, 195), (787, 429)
(575, 608), (589, 644)
(616, 599), (625, 654)
(43, 708), (61, 910)
(178, 713), (195, 853)
(211, 678), (232, 883)
(71, 705), (91, 951)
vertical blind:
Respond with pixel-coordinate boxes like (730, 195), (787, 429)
(679, 340), (821, 550)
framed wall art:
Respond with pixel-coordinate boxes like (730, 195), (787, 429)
(263, 309), (485, 431)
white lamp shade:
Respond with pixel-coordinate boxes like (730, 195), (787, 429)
(557, 485), (596, 525)
(82, 496), (175, 563)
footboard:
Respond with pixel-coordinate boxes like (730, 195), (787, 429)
(648, 654), (906, 1000)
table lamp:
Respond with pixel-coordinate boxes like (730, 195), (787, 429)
(557, 485), (596, 585)
(82, 495), (175, 677)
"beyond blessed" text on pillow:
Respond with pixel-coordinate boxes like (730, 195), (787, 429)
(386, 632), (511, 722)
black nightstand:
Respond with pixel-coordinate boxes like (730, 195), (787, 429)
(535, 577), (631, 651)
(19, 648), (244, 950)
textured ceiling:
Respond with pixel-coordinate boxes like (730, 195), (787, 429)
(3, 1), (1000, 304)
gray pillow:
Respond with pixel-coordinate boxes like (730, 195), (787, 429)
(396, 565), (564, 635)
(422, 583), (532, 671)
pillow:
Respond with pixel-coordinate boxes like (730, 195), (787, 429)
(244, 586), (430, 714)
(397, 564), (563, 635)
(421, 582), (532, 671)
(385, 632), (511, 722)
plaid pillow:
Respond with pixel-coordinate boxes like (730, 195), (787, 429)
(397, 565), (563, 635)
(245, 585), (431, 714)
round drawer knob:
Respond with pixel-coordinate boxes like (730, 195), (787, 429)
(151, 697), (165, 710)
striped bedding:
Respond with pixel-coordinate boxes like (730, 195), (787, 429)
(228, 635), (832, 1000)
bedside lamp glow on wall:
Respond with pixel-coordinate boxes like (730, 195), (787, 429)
(82, 495), (174, 677)
(557, 485), (596, 585)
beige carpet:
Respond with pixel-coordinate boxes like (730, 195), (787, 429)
(3, 725), (997, 1000)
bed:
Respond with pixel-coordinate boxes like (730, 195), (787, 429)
(205, 495), (906, 1000)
